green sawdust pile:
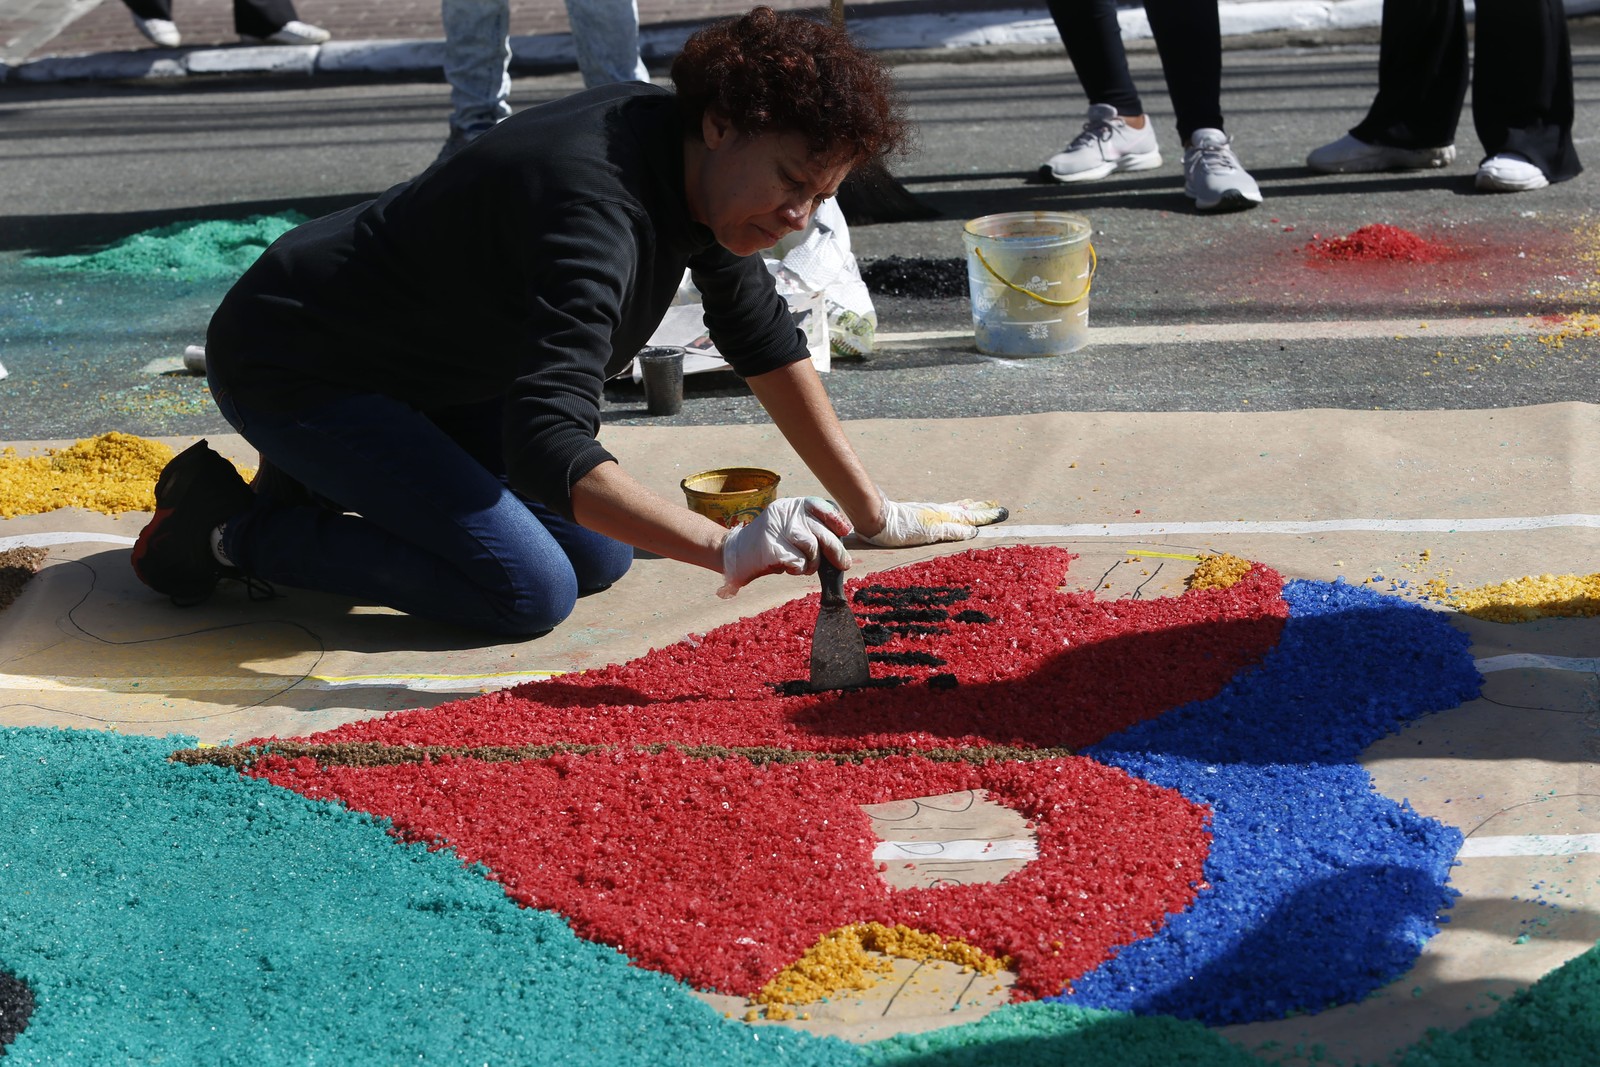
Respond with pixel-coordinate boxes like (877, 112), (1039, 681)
(1398, 945), (1600, 1066)
(28, 212), (306, 281)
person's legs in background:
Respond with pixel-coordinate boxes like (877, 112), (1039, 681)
(1307, 0), (1465, 172)
(1143, 0), (1261, 211)
(1142, 0), (1222, 144)
(1471, 0), (1582, 191)
(233, 0), (330, 45)
(563, 0), (649, 87)
(1039, 0), (1162, 183)
(440, 0), (513, 155)
(120, 0), (329, 48)
(439, 0), (511, 132)
(121, 0), (180, 47)
(436, 0), (647, 162)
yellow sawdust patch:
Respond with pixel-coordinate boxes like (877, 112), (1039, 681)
(1443, 572), (1600, 623)
(754, 921), (1007, 1007)
(1185, 553), (1254, 591)
(0, 433), (175, 518)
(0, 434), (256, 519)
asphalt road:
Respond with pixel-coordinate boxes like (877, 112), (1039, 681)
(2, 37), (1597, 439)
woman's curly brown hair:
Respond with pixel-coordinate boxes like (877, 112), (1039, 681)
(672, 6), (913, 167)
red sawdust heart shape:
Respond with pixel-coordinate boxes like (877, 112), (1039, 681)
(254, 546), (1288, 999)
(254, 750), (1210, 999)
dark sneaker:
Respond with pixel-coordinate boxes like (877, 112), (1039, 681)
(131, 440), (255, 605)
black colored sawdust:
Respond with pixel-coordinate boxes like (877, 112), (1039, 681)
(0, 968), (35, 1053)
(772, 676), (912, 697)
(859, 256), (968, 298)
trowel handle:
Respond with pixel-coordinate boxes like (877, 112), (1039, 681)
(819, 557), (846, 607)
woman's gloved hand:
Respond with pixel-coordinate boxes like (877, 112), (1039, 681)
(718, 496), (853, 599)
(860, 497), (1009, 548)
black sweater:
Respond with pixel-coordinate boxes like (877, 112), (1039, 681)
(206, 82), (809, 519)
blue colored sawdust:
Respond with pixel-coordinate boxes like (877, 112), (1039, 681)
(0, 579), (1590, 1064)
(1066, 579), (1482, 1023)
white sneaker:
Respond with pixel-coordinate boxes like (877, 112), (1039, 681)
(1475, 153), (1549, 192)
(242, 20), (331, 45)
(132, 16), (181, 48)
(1040, 104), (1163, 183)
(1306, 133), (1456, 174)
(1183, 128), (1263, 212)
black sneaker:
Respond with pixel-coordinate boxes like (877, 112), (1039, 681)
(131, 440), (256, 605)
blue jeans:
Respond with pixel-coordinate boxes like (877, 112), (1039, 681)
(441, 0), (647, 134)
(209, 383), (634, 636)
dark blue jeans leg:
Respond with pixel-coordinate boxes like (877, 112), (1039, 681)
(209, 386), (632, 636)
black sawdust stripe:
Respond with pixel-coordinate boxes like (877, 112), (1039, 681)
(0, 968), (35, 1054)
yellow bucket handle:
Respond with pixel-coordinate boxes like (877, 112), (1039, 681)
(972, 242), (1097, 308)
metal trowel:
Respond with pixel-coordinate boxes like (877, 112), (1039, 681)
(808, 557), (871, 691)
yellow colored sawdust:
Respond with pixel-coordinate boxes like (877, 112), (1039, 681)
(1536, 312), (1600, 349)
(0, 433), (175, 518)
(1442, 572), (1600, 623)
(753, 922), (1007, 1008)
(1185, 553), (1253, 591)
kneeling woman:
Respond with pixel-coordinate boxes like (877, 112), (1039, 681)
(133, 6), (1005, 635)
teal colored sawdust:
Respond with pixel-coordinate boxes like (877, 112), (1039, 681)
(0, 727), (843, 1065)
(1, 214), (300, 439)
(0, 725), (1594, 1065)
(26, 213), (305, 282)
(859, 1001), (1257, 1065)
(1397, 944), (1600, 1067)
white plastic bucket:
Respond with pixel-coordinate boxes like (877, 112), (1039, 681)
(962, 211), (1095, 356)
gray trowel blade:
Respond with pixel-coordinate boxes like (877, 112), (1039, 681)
(808, 557), (871, 691)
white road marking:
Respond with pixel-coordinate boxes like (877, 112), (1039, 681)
(876, 316), (1564, 348)
(1458, 834), (1600, 858)
(0, 531), (136, 551)
(1475, 654), (1600, 674)
(981, 515), (1600, 538)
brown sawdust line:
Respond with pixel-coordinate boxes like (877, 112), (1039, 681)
(169, 740), (1079, 769)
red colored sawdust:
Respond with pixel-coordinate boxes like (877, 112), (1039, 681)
(1302, 224), (1448, 263)
(253, 750), (1210, 1000)
(278, 546), (1289, 754)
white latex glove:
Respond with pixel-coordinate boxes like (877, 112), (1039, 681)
(860, 496), (1009, 548)
(718, 496), (853, 599)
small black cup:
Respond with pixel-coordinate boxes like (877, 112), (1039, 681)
(637, 346), (685, 416)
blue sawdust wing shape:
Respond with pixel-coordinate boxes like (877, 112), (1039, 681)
(1064, 578), (1481, 1022)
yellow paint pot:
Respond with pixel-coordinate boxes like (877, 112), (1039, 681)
(680, 467), (780, 527)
